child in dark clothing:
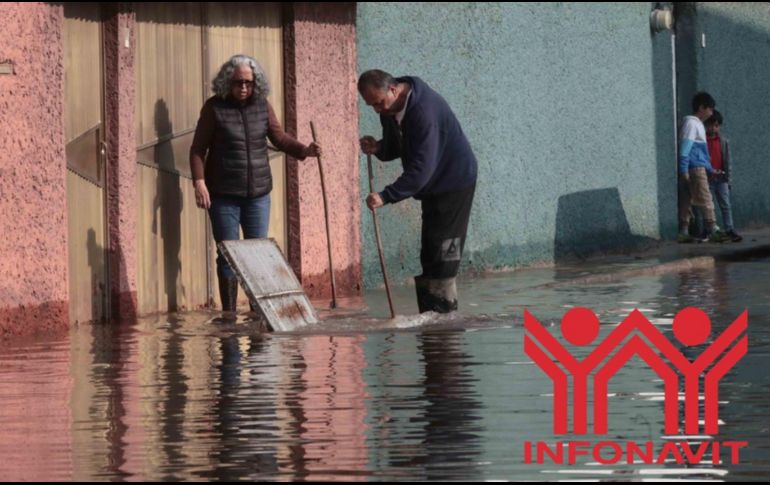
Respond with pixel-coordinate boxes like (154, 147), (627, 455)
(705, 110), (742, 242)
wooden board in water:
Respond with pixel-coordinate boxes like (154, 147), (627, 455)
(219, 239), (318, 331)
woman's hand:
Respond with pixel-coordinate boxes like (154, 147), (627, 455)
(194, 179), (211, 209)
(304, 142), (322, 158)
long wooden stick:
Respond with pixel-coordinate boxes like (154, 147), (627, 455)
(367, 154), (396, 319)
(310, 121), (338, 309)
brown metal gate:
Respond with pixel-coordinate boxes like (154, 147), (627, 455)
(135, 3), (286, 314)
(64, 3), (109, 324)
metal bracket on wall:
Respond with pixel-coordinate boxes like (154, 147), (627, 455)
(0, 61), (14, 75)
(66, 124), (104, 188)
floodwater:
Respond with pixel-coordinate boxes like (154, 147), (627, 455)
(1, 259), (769, 481)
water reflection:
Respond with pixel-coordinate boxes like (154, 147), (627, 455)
(204, 334), (280, 480)
(296, 335), (370, 480)
(0, 260), (769, 480)
(0, 339), (73, 481)
(71, 322), (131, 481)
(414, 331), (483, 479)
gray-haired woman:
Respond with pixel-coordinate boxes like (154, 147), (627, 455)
(190, 54), (320, 313)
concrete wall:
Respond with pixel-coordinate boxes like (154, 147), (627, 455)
(0, 2), (362, 339)
(687, 3), (770, 229)
(357, 3), (677, 288)
(103, 6), (139, 321)
(285, 3), (362, 300)
(5, 1), (769, 334)
(0, 3), (70, 338)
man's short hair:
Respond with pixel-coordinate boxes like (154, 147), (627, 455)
(358, 69), (397, 93)
(692, 92), (716, 112)
(706, 110), (724, 126)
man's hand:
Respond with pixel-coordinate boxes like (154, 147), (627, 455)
(679, 172), (690, 184)
(194, 179), (211, 209)
(366, 192), (384, 210)
(360, 136), (380, 155)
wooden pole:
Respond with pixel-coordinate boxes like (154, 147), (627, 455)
(367, 154), (396, 319)
(310, 121), (338, 309)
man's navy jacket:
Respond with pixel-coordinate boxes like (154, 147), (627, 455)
(375, 76), (478, 204)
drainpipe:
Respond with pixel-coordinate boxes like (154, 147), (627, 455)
(650, 7), (678, 169)
(671, 25), (678, 169)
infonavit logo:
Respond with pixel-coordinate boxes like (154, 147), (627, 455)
(523, 307), (748, 466)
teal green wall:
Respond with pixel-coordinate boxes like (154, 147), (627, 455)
(358, 3), (679, 288)
(689, 3), (770, 228)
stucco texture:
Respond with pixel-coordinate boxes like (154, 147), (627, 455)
(0, 2), (70, 338)
(692, 3), (770, 230)
(286, 3), (362, 300)
(103, 8), (138, 321)
(357, 2), (676, 288)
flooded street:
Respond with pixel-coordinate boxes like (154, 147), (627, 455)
(1, 259), (769, 481)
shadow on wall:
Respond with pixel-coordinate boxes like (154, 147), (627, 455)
(86, 228), (106, 322)
(554, 188), (659, 263)
(152, 99), (184, 312)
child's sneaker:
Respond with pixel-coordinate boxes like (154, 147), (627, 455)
(707, 230), (730, 243)
(677, 233), (696, 244)
(726, 230), (743, 242)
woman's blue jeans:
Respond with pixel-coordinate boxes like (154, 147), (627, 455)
(209, 194), (270, 279)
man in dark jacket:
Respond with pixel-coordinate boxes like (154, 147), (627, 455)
(359, 70), (478, 313)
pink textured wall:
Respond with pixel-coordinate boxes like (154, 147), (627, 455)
(103, 7), (138, 321)
(0, 3), (69, 339)
(285, 3), (362, 300)
(0, 2), (361, 338)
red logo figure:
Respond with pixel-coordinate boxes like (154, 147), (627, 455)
(525, 307), (747, 435)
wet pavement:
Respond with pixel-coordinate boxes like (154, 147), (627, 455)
(1, 254), (770, 481)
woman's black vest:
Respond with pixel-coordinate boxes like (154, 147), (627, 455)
(205, 96), (271, 198)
